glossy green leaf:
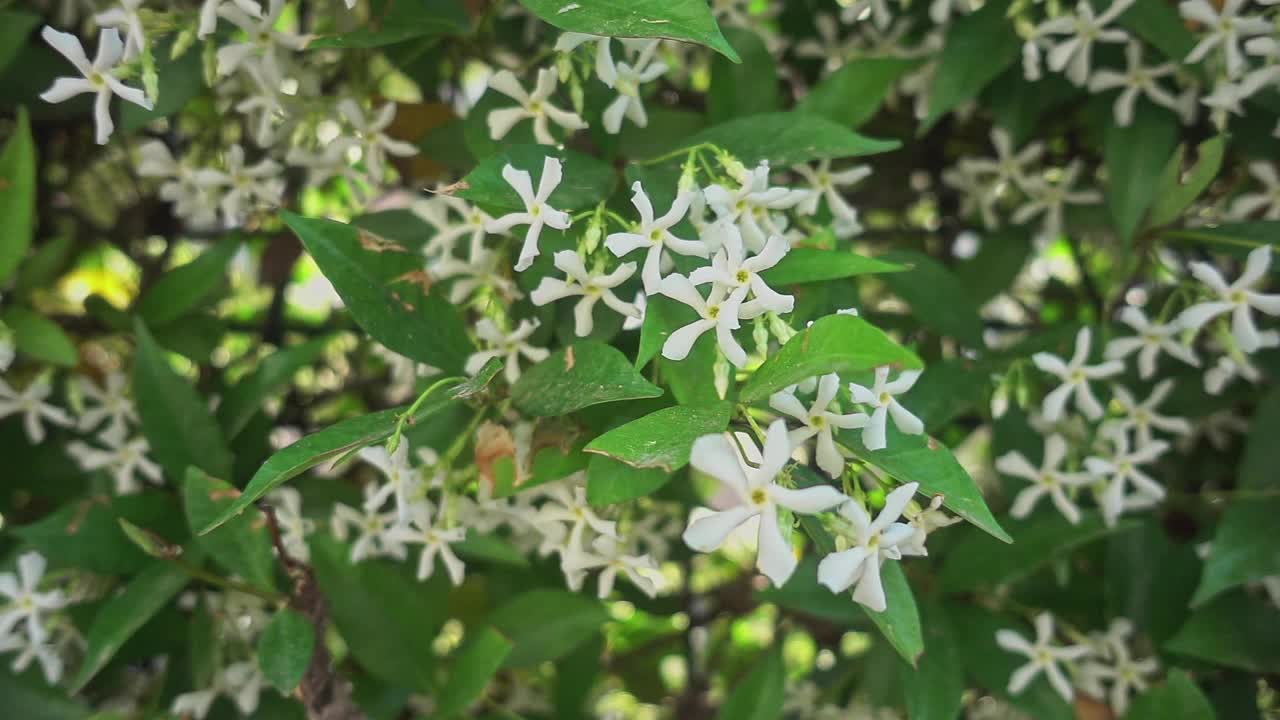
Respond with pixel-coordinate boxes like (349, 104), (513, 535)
(585, 454), (673, 506)
(922, 0), (1019, 131)
(585, 402), (731, 471)
(739, 314), (922, 403)
(2, 306), (77, 366)
(257, 608), (315, 693)
(1166, 592), (1280, 673)
(1193, 497), (1280, 607)
(717, 644), (784, 720)
(707, 28), (778, 125)
(756, 556), (862, 626)
(436, 626), (513, 717)
(937, 511), (1126, 590)
(283, 211), (473, 373)
(760, 247), (907, 286)
(308, 0), (468, 48)
(1237, 382), (1280, 490)
(798, 57), (923, 129)
(183, 468), (276, 592)
(866, 562), (924, 667)
(1148, 135), (1227, 228)
(517, 0), (740, 63)
(136, 238), (240, 327)
(133, 320), (233, 481)
(677, 112), (900, 167)
(1125, 670), (1215, 720)
(456, 145), (616, 212)
(0, 106), (35, 283)
(311, 534), (451, 691)
(13, 492), (184, 576)
(635, 294), (719, 404)
(1117, 0), (1197, 62)
(880, 250), (985, 347)
(70, 557), (193, 691)
(511, 341), (663, 417)
(1104, 103), (1180, 242)
(903, 600), (964, 720)
(489, 589), (608, 667)
(216, 336), (331, 439)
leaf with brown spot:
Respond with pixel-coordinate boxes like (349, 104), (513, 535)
(392, 269), (434, 294)
(358, 229), (409, 253)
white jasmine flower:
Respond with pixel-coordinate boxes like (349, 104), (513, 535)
(415, 194), (492, 261)
(138, 141), (221, 229)
(623, 290), (647, 331)
(76, 372), (136, 434)
(536, 482), (618, 540)
(215, 0), (304, 78)
(464, 318), (549, 385)
(358, 441), (422, 526)
(943, 163), (1004, 229)
(791, 160), (869, 238)
(431, 247), (521, 305)
(602, 40), (667, 134)
(996, 434), (1092, 524)
(385, 504), (466, 585)
(817, 482), (920, 612)
(901, 494), (959, 556)
(704, 162), (808, 252)
(486, 68), (588, 145)
(530, 251), (640, 336)
(1230, 163), (1280, 220)
(1012, 161), (1102, 240)
(554, 32), (618, 86)
(67, 423), (162, 495)
(266, 487), (313, 562)
(1200, 77), (1252, 128)
(1077, 619), (1159, 716)
(1034, 0), (1134, 86)
(690, 223), (794, 318)
(1108, 381), (1191, 446)
(92, 0), (145, 60)
(1088, 40), (1180, 126)
(1204, 347), (1272, 394)
(195, 144), (285, 227)
(683, 419), (847, 586)
(1085, 427), (1170, 526)
(1032, 327), (1124, 422)
(0, 553), (67, 644)
(1105, 306), (1200, 379)
(199, 0), (262, 38)
(658, 274), (747, 367)
(1178, 246), (1280, 353)
(996, 612), (1090, 701)
(172, 661), (265, 719)
(1179, 0), (1271, 78)
(561, 535), (659, 599)
(0, 631), (64, 684)
(770, 374), (869, 478)
(38, 27), (153, 145)
(485, 157), (572, 272)
(962, 128), (1045, 192)
(0, 376), (73, 444)
(847, 366), (925, 451)
(335, 101), (418, 184)
(605, 181), (707, 295)
(794, 14), (859, 74)
(330, 485), (409, 563)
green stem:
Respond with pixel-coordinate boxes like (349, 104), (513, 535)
(387, 375), (465, 453)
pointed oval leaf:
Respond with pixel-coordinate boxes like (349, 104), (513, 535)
(257, 608), (315, 693)
(183, 468), (277, 592)
(511, 341), (663, 417)
(0, 106), (35, 283)
(677, 112), (899, 167)
(517, 0), (740, 63)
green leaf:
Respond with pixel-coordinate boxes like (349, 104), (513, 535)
(0, 106), (36, 283)
(1, 306), (77, 366)
(183, 468), (277, 592)
(1193, 497), (1280, 607)
(0, 12), (40, 77)
(14, 492), (185, 575)
(879, 250), (985, 347)
(739, 314), (922, 404)
(677, 112), (900, 167)
(311, 534), (451, 692)
(756, 556), (862, 626)
(0, 664), (91, 720)
(903, 357), (990, 428)
(1162, 221), (1280, 253)
(707, 28), (778, 125)
(283, 211), (473, 374)
(760, 246), (907, 286)
(866, 562), (924, 667)
(117, 518), (178, 559)
(517, 0), (740, 63)
(1124, 670), (1215, 720)
(511, 341), (663, 417)
(216, 336), (331, 440)
(1166, 592), (1280, 673)
(13, 234), (75, 296)
(489, 589), (608, 667)
(257, 609), (315, 693)
(308, 0), (468, 49)
(798, 57), (923, 129)
(922, 0), (1019, 131)
(436, 626), (513, 717)
(200, 373), (494, 534)
(585, 402), (731, 471)
(1148, 135), (1227, 228)
(1117, 0), (1197, 62)
(585, 454), (673, 506)
(937, 511), (1127, 591)
(903, 600), (964, 720)
(1104, 520), (1202, 647)
(717, 644), (784, 720)
(456, 145), (616, 212)
(453, 533), (530, 568)
(70, 557), (193, 692)
(1237, 382), (1280, 490)
(1104, 103), (1180, 242)
(136, 238), (240, 327)
(954, 228), (1031, 303)
(634, 294), (719, 404)
(132, 320), (233, 481)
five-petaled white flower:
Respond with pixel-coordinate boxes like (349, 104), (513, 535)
(384, 503), (467, 585)
(465, 318), (549, 385)
(67, 423), (162, 495)
(1085, 426), (1170, 526)
(486, 68), (588, 145)
(1012, 161), (1102, 240)
(485, 157), (573, 272)
(1033, 327), (1124, 422)
(335, 100), (419, 184)
(1179, 0), (1271, 78)
(0, 552), (67, 645)
(76, 372), (136, 434)
(0, 376), (73, 444)
(531, 251), (641, 336)
(358, 441), (421, 526)
(704, 162), (808, 252)
(561, 535), (660, 599)
(996, 434), (1092, 524)
(1076, 619), (1159, 716)
(770, 373), (869, 478)
(1105, 305), (1199, 379)
(330, 485), (409, 563)
(690, 223), (794, 319)
(1177, 246), (1280, 353)
(817, 482), (921, 612)
(1088, 40), (1180, 126)
(683, 419), (847, 586)
(792, 160), (870, 238)
(214, 0), (304, 78)
(39, 27), (153, 145)
(1230, 162), (1280, 220)
(1030, 0), (1133, 86)
(847, 366), (925, 451)
(602, 40), (668, 134)
(93, 0), (145, 60)
(605, 181), (707, 294)
(1107, 381), (1191, 446)
(658, 274), (747, 367)
(996, 612), (1090, 701)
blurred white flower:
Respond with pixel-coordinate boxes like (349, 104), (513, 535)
(0, 376), (73, 444)
(1104, 305), (1199, 379)
(996, 434), (1092, 524)
(1177, 246), (1280, 353)
(996, 612), (1090, 701)
(465, 318), (549, 385)
(486, 68), (588, 145)
(1032, 327), (1124, 422)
